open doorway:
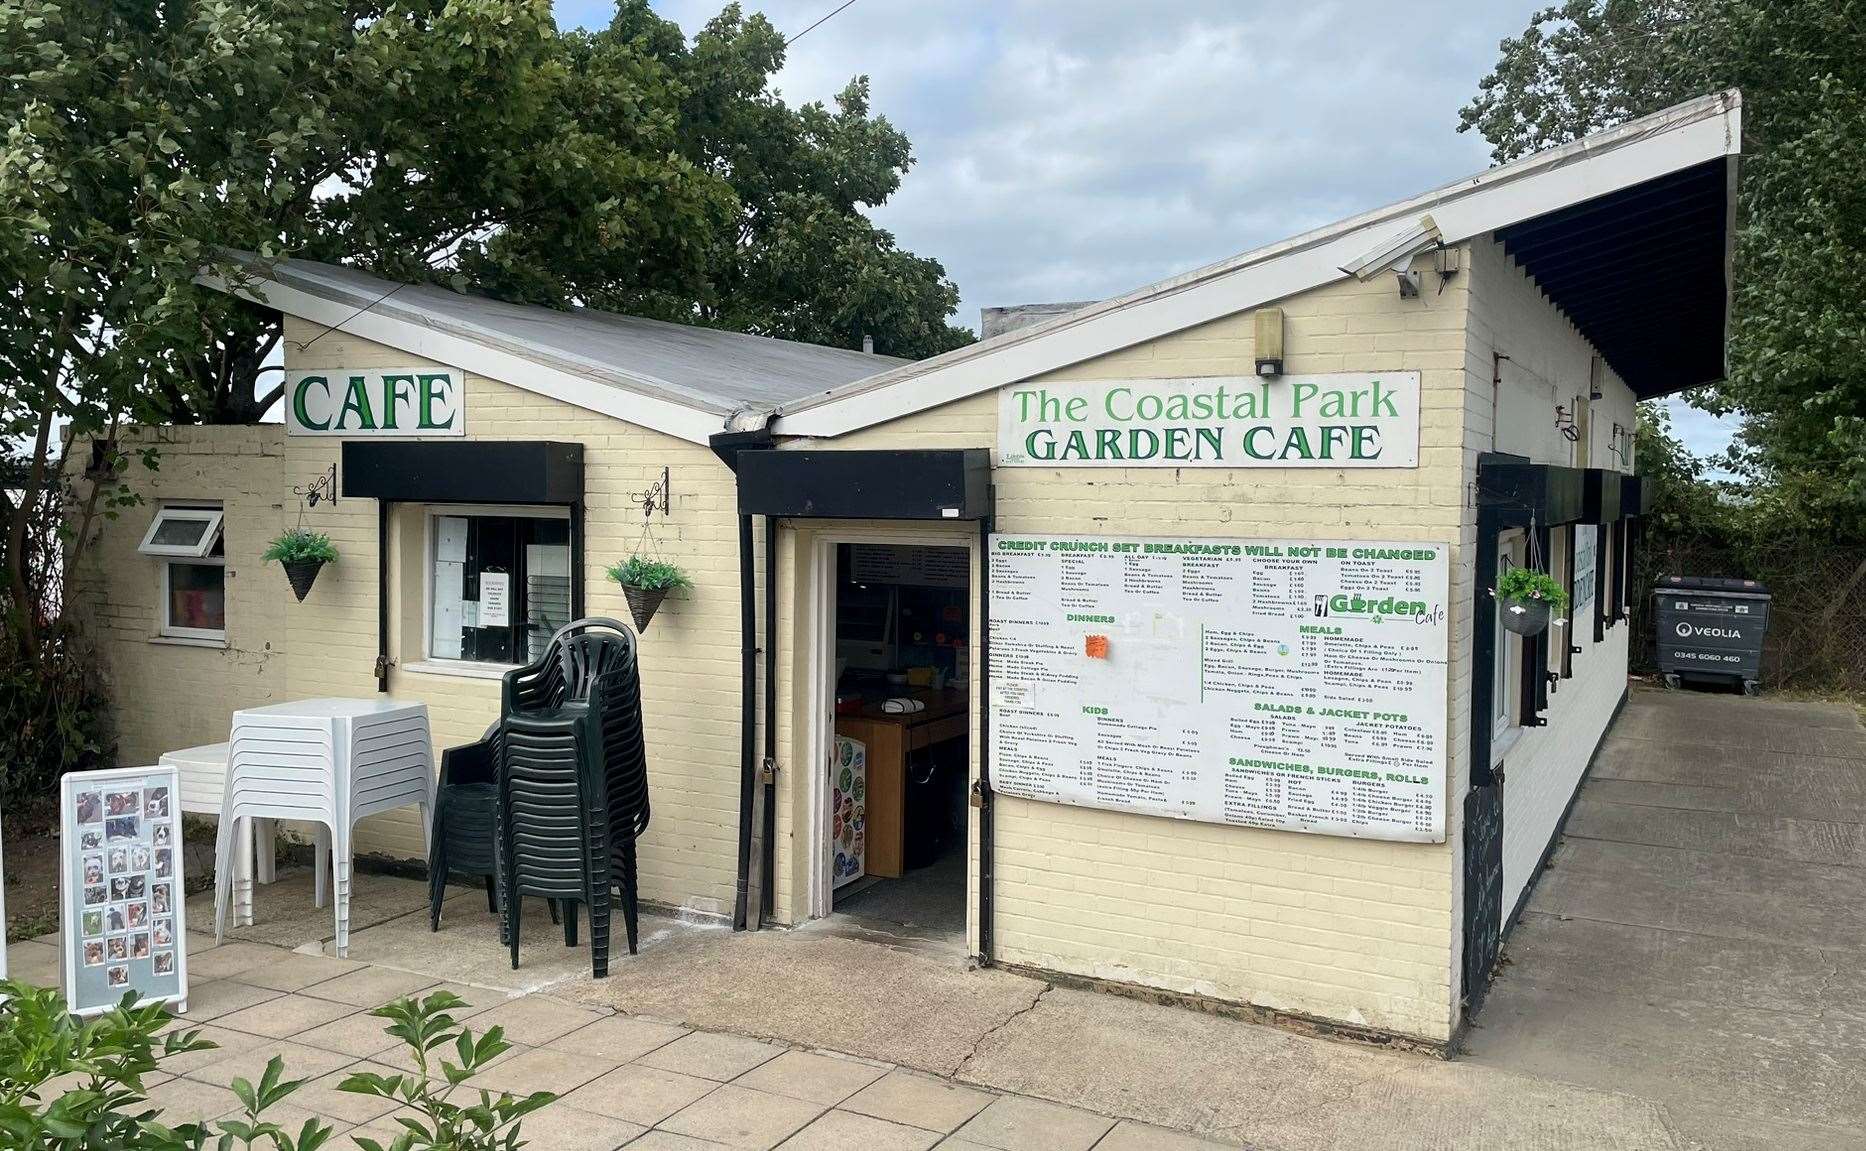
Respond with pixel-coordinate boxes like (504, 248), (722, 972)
(821, 540), (971, 940)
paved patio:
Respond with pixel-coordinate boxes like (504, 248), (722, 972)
(13, 684), (1861, 1150)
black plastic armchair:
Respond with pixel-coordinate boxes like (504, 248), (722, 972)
(427, 724), (502, 931)
(495, 617), (651, 978)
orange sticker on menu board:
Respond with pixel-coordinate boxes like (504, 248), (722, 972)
(1084, 634), (1109, 659)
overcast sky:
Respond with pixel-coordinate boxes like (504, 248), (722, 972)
(554, 0), (1741, 459)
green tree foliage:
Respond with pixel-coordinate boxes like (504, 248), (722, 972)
(1461, 1), (1866, 538)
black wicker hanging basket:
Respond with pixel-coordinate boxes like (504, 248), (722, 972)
(282, 558), (326, 602)
(1499, 596), (1552, 637)
(621, 584), (668, 632)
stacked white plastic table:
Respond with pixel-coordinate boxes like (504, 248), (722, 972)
(213, 698), (434, 957)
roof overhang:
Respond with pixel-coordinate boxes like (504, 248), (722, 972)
(771, 90), (1741, 439)
(197, 264), (740, 446)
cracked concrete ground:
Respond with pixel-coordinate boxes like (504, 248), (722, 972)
(1463, 686), (1866, 1151)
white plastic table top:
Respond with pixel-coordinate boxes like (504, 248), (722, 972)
(233, 697), (428, 721)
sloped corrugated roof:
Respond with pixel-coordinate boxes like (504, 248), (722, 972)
(221, 253), (906, 415)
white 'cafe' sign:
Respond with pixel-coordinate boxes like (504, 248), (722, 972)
(998, 372), (1421, 468)
(285, 367), (465, 436)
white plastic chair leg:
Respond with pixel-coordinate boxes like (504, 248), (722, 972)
(314, 826), (330, 909)
(332, 822), (353, 958)
(255, 818), (277, 884)
(235, 815), (256, 928)
(212, 811), (235, 941)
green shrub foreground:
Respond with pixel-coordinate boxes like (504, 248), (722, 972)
(0, 982), (552, 1150)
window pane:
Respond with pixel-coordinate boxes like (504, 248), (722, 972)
(525, 518), (571, 662)
(168, 563), (225, 632)
(430, 512), (571, 665)
(150, 517), (210, 549)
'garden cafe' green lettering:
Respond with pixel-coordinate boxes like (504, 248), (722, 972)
(1011, 379), (1401, 463)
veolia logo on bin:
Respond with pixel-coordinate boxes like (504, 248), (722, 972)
(1676, 621), (1744, 639)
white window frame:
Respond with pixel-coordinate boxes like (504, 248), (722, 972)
(416, 503), (572, 675)
(152, 503), (227, 643)
(1493, 530), (1525, 751)
(137, 506), (224, 558)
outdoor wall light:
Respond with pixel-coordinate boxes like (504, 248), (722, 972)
(1254, 307), (1285, 377)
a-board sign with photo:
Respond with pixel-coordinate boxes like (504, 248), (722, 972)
(60, 765), (188, 1015)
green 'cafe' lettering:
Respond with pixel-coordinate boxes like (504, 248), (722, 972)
(418, 372), (455, 430)
(380, 374), (416, 430)
(337, 376), (377, 430)
(292, 375), (331, 430)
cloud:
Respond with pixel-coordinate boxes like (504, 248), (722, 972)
(554, 2), (1739, 456)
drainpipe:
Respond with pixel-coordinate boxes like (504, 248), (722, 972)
(761, 514), (778, 926)
(711, 416), (776, 932)
(974, 487), (997, 964)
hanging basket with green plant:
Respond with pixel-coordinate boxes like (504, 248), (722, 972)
(606, 554), (690, 632)
(264, 528), (339, 602)
(1496, 565), (1568, 637)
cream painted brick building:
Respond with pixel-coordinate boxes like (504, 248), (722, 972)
(72, 92), (1739, 1047)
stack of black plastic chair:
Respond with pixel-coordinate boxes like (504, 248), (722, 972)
(494, 617), (649, 978)
(427, 723), (502, 931)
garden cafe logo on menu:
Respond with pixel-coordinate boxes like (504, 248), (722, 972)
(998, 372), (1420, 468)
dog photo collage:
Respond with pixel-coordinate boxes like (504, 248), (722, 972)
(75, 783), (177, 987)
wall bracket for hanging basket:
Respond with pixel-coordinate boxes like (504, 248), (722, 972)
(1500, 596), (1552, 636)
(622, 584), (668, 632)
(283, 559), (326, 602)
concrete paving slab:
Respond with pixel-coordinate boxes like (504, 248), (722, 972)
(294, 1007), (414, 1057)
(1095, 1118), (1242, 1151)
(638, 1031), (785, 1081)
(626, 1132), (734, 1150)
(179, 977), (286, 1022)
(1465, 980), (1866, 1131)
(658, 1082), (825, 1149)
(335, 895), (689, 994)
(1468, 686), (1866, 1151)
(952, 1095), (1115, 1151)
(152, 1022), (271, 1076)
(1496, 911), (1866, 1018)
(839, 1071), (994, 1133)
(141, 1075), (241, 1124)
(212, 991), (359, 1038)
(959, 987), (1675, 1150)
(4, 940), (59, 985)
(495, 1100), (645, 1150)
(469, 992), (607, 1046)
(298, 963), (439, 1007)
(561, 1062), (719, 1126)
(186, 940), (293, 982)
(183, 869), (464, 952)
(184, 1038), (355, 1089)
(1564, 798), (1866, 867)
(287, 1063), (407, 1126)
(236, 950), (365, 992)
(469, 1044), (620, 1096)
(778, 1108), (941, 1150)
(550, 929), (1047, 1076)
(1531, 836), (1866, 950)
(546, 1014), (689, 1062)
(732, 1049), (888, 1106)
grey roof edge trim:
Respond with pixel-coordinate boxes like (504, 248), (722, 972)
(777, 89), (1743, 417)
(212, 252), (744, 418)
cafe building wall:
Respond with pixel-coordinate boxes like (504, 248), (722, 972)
(73, 425), (291, 765)
(783, 255), (1474, 1041)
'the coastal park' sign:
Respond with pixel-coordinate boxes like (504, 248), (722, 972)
(997, 372), (1420, 468)
(285, 367), (465, 437)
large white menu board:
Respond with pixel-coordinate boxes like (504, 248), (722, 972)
(60, 765), (189, 1015)
(988, 534), (1450, 842)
